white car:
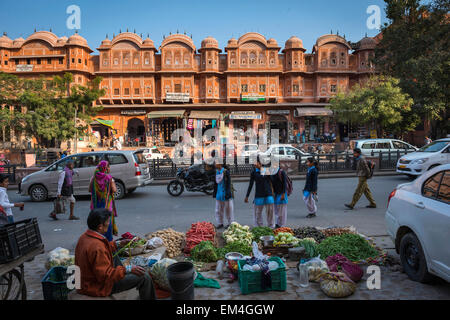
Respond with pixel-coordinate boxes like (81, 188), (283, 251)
(139, 147), (165, 161)
(261, 144), (310, 161)
(397, 138), (450, 177)
(353, 139), (418, 158)
(385, 164), (450, 283)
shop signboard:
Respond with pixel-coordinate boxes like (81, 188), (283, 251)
(16, 64), (34, 72)
(230, 111), (262, 120)
(166, 92), (190, 102)
(267, 110), (290, 115)
(121, 110), (147, 116)
(241, 93), (265, 102)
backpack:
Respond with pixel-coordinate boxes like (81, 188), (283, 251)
(278, 169), (293, 196)
(366, 160), (375, 179)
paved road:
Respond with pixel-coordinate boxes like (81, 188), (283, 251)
(8, 174), (412, 252)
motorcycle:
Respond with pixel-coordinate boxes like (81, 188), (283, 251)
(167, 163), (215, 197)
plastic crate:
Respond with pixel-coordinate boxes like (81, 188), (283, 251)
(237, 256), (287, 295)
(41, 266), (72, 300)
(0, 218), (42, 264)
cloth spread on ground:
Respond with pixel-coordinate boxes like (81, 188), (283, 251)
(194, 272), (221, 289)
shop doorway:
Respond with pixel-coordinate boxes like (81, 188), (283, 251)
(127, 118), (145, 145)
(269, 115), (288, 144)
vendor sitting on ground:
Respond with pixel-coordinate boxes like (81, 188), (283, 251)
(75, 208), (156, 299)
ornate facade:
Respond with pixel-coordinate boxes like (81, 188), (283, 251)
(0, 30), (377, 147)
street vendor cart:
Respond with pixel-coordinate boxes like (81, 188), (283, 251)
(0, 218), (44, 300)
(0, 244), (44, 300)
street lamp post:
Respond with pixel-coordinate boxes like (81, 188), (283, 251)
(74, 106), (78, 154)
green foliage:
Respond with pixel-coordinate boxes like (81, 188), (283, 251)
(328, 75), (417, 137)
(251, 227), (274, 243)
(0, 72), (105, 147)
(375, 0), (450, 137)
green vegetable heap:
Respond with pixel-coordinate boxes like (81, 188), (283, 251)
(251, 227), (274, 243)
(317, 233), (379, 261)
(191, 241), (218, 263)
(216, 241), (253, 259)
(298, 239), (318, 258)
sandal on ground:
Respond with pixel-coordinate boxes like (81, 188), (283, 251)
(344, 204), (354, 210)
(49, 213), (58, 220)
(69, 216), (80, 220)
(366, 204), (377, 208)
(306, 214), (316, 218)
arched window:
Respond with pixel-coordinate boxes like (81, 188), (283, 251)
(133, 53), (139, 65)
(165, 52), (172, 65)
(249, 52), (256, 64)
(123, 52), (130, 65)
(144, 53), (150, 65)
(241, 52), (247, 65)
(184, 53), (190, 65)
(174, 51), (181, 65)
(259, 53), (265, 64)
(330, 52), (337, 66)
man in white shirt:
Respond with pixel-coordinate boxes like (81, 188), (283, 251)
(0, 174), (24, 224)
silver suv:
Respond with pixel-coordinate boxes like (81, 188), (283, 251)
(19, 150), (152, 202)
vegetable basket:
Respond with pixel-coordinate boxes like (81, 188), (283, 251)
(41, 266), (72, 300)
(237, 256), (286, 295)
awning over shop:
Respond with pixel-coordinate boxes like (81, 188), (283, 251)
(295, 107), (333, 117)
(147, 110), (186, 119)
(189, 110), (221, 119)
(92, 118), (115, 129)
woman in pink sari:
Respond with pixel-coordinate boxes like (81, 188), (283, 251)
(89, 160), (118, 241)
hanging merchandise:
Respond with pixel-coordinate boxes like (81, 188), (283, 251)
(212, 120), (217, 128)
(187, 119), (194, 130)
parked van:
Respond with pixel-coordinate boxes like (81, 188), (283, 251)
(19, 150), (152, 201)
(353, 139), (418, 158)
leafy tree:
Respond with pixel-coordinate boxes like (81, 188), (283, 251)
(0, 72), (105, 148)
(328, 76), (417, 138)
(375, 0), (450, 138)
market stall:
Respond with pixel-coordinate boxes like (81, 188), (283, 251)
(44, 222), (388, 300)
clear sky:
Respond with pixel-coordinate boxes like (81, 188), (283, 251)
(1, 0), (388, 53)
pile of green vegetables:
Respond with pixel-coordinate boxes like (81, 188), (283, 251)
(191, 241), (218, 263)
(298, 239), (318, 258)
(216, 241), (253, 259)
(251, 227), (274, 243)
(317, 233), (379, 261)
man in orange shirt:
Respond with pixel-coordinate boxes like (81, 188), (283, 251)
(75, 208), (156, 299)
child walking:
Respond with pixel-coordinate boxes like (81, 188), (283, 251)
(245, 156), (275, 228)
(213, 162), (234, 229)
(0, 174), (24, 224)
(271, 165), (288, 228)
(303, 158), (318, 218)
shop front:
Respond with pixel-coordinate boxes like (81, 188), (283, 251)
(266, 110), (291, 144)
(294, 107), (333, 143)
(90, 118), (116, 147)
(188, 110), (222, 137)
(229, 111), (262, 144)
(147, 110), (186, 146)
